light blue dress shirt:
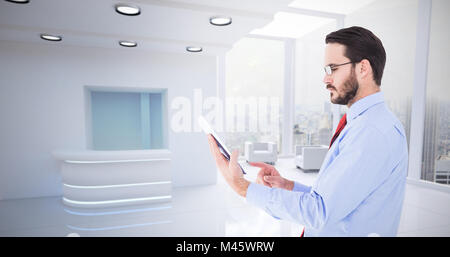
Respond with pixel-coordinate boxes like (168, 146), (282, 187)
(246, 92), (408, 237)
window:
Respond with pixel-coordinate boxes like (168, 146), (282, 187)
(89, 90), (166, 150)
(344, 0), (418, 147)
(225, 37), (284, 155)
(422, 0), (450, 185)
(293, 21), (337, 148)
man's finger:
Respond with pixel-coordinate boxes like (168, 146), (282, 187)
(207, 135), (227, 166)
(248, 162), (269, 169)
(230, 149), (239, 166)
(207, 135), (224, 161)
(257, 173), (271, 187)
(229, 149), (241, 175)
(264, 176), (274, 183)
(264, 176), (280, 187)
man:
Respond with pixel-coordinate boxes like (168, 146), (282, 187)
(207, 26), (408, 237)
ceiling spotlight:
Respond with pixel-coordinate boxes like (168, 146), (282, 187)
(209, 16), (232, 26)
(115, 4), (141, 16)
(40, 34), (62, 42)
(4, 0), (30, 4)
(186, 46), (202, 53)
(119, 40), (137, 47)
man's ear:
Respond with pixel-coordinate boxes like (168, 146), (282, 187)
(359, 59), (372, 80)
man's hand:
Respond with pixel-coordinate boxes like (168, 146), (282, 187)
(249, 162), (294, 191)
(207, 135), (250, 197)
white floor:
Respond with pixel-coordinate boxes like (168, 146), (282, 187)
(1, 158), (449, 237)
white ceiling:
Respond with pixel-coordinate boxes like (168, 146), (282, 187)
(289, 0), (377, 15)
(250, 12), (335, 39)
(0, 0), (376, 55)
(0, 0), (291, 55)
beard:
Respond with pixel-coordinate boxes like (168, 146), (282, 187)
(327, 68), (359, 105)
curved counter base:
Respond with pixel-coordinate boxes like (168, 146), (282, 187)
(53, 150), (172, 208)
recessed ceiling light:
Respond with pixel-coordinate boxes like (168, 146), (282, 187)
(119, 40), (137, 47)
(40, 34), (62, 42)
(186, 46), (202, 53)
(115, 4), (141, 16)
(4, 0), (30, 4)
(209, 16), (232, 26)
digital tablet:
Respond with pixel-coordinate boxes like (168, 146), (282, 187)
(198, 116), (246, 174)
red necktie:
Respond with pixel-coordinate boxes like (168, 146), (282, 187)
(329, 114), (347, 148)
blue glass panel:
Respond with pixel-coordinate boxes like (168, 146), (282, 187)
(90, 90), (164, 150)
(91, 91), (142, 150)
(149, 93), (163, 149)
(140, 93), (151, 149)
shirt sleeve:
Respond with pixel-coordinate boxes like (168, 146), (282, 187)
(293, 182), (312, 193)
(246, 182), (327, 229)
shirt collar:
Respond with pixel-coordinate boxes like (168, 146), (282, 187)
(346, 91), (385, 123)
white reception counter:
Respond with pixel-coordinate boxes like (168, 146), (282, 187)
(52, 149), (172, 208)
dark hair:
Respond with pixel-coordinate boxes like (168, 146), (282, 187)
(326, 26), (386, 86)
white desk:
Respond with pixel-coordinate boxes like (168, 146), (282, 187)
(52, 149), (172, 208)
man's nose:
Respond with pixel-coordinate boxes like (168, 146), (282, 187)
(323, 74), (333, 85)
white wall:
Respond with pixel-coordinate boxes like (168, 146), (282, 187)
(0, 40), (218, 200)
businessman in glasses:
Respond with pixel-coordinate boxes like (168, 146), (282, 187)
(207, 26), (408, 237)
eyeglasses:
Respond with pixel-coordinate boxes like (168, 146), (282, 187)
(324, 61), (353, 75)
